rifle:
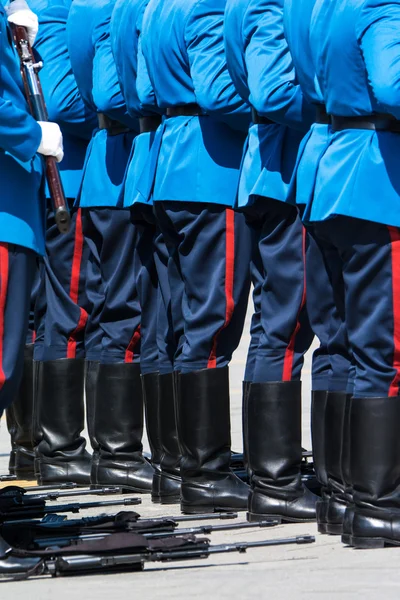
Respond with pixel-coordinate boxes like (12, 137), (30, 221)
(0, 531), (316, 580)
(11, 23), (70, 234)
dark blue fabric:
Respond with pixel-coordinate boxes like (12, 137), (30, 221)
(0, 245), (36, 413)
(82, 208), (141, 364)
(154, 202), (251, 373)
(34, 206), (91, 361)
(313, 217), (400, 398)
(243, 198), (314, 383)
(244, 258), (263, 383)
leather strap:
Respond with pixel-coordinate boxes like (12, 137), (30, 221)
(98, 113), (132, 136)
(315, 105), (331, 125)
(139, 115), (162, 133)
(331, 114), (400, 133)
(166, 104), (206, 117)
(251, 107), (274, 126)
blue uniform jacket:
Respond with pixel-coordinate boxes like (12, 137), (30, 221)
(29, 0), (97, 200)
(283, 0), (331, 209)
(307, 0), (400, 227)
(224, 0), (314, 208)
(138, 0), (250, 207)
(0, 5), (45, 254)
(67, 0), (139, 209)
(111, 0), (161, 209)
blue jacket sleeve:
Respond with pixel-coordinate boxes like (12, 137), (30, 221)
(0, 97), (41, 162)
(185, 0), (250, 131)
(357, 1), (400, 119)
(136, 37), (162, 114)
(244, 0), (314, 131)
(92, 10), (137, 129)
(33, 3), (97, 140)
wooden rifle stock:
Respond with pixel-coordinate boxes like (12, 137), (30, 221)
(12, 24), (70, 234)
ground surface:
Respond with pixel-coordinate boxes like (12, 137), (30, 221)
(1, 311), (399, 599)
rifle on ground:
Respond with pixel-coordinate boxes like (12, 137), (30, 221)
(0, 531), (315, 580)
(11, 24), (70, 234)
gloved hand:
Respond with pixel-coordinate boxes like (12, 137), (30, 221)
(37, 122), (64, 163)
(6, 0), (39, 46)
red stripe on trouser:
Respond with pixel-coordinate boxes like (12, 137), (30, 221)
(125, 325), (141, 363)
(282, 227), (307, 381)
(388, 227), (400, 396)
(0, 244), (9, 391)
(67, 209), (88, 359)
(207, 209), (235, 369)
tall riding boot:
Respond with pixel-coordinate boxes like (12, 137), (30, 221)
(91, 362), (154, 493)
(34, 359), (91, 485)
(5, 345), (36, 479)
(141, 372), (163, 501)
(6, 406), (17, 475)
(242, 380), (252, 480)
(349, 396), (400, 549)
(247, 381), (317, 523)
(311, 390), (329, 533)
(85, 361), (100, 468)
(156, 372), (182, 504)
(179, 367), (249, 514)
(325, 392), (351, 535)
(341, 395), (354, 545)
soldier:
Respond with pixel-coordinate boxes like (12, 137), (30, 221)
(67, 0), (154, 492)
(304, 0), (400, 549)
(284, 0), (355, 537)
(224, 0), (318, 523)
(15, 0), (98, 486)
(140, 0), (252, 514)
(0, 0), (63, 418)
(111, 0), (183, 504)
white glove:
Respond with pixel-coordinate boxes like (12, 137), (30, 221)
(37, 121), (64, 163)
(6, 0), (39, 47)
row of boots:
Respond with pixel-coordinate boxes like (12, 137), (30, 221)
(312, 391), (400, 549)
(7, 353), (317, 520)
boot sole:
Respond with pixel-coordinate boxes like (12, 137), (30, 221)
(181, 504), (246, 514)
(326, 523), (344, 535)
(352, 536), (400, 549)
(160, 495), (181, 505)
(247, 511), (316, 524)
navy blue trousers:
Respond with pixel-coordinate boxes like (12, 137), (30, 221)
(0, 244), (36, 414)
(243, 198), (315, 383)
(313, 216), (400, 398)
(82, 208), (142, 364)
(306, 226), (354, 393)
(154, 202), (251, 373)
(34, 206), (91, 361)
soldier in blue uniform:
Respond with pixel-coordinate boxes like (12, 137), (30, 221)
(305, 0), (400, 549)
(13, 0), (98, 486)
(0, 0), (63, 419)
(67, 0), (154, 493)
(111, 0), (183, 505)
(141, 0), (252, 514)
(284, 0), (355, 538)
(224, 0), (318, 523)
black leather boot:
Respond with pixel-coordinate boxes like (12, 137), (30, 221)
(90, 362), (154, 493)
(179, 367), (249, 514)
(247, 381), (317, 523)
(325, 392), (351, 535)
(85, 361), (100, 470)
(311, 390), (329, 533)
(348, 396), (400, 549)
(34, 359), (91, 485)
(5, 345), (35, 479)
(155, 372), (182, 504)
(340, 395), (354, 545)
(242, 380), (252, 480)
(141, 372), (164, 502)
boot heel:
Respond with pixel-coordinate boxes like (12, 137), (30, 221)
(341, 534), (353, 546)
(160, 495), (181, 505)
(326, 523), (343, 535)
(247, 512), (283, 524)
(352, 536), (385, 549)
(181, 503), (215, 514)
(317, 523), (328, 534)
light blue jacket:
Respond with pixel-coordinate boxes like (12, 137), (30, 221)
(308, 0), (400, 226)
(283, 0), (332, 209)
(29, 0), (97, 200)
(224, 0), (314, 208)
(0, 5), (45, 254)
(67, 0), (139, 208)
(111, 0), (161, 209)
(138, 0), (250, 207)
